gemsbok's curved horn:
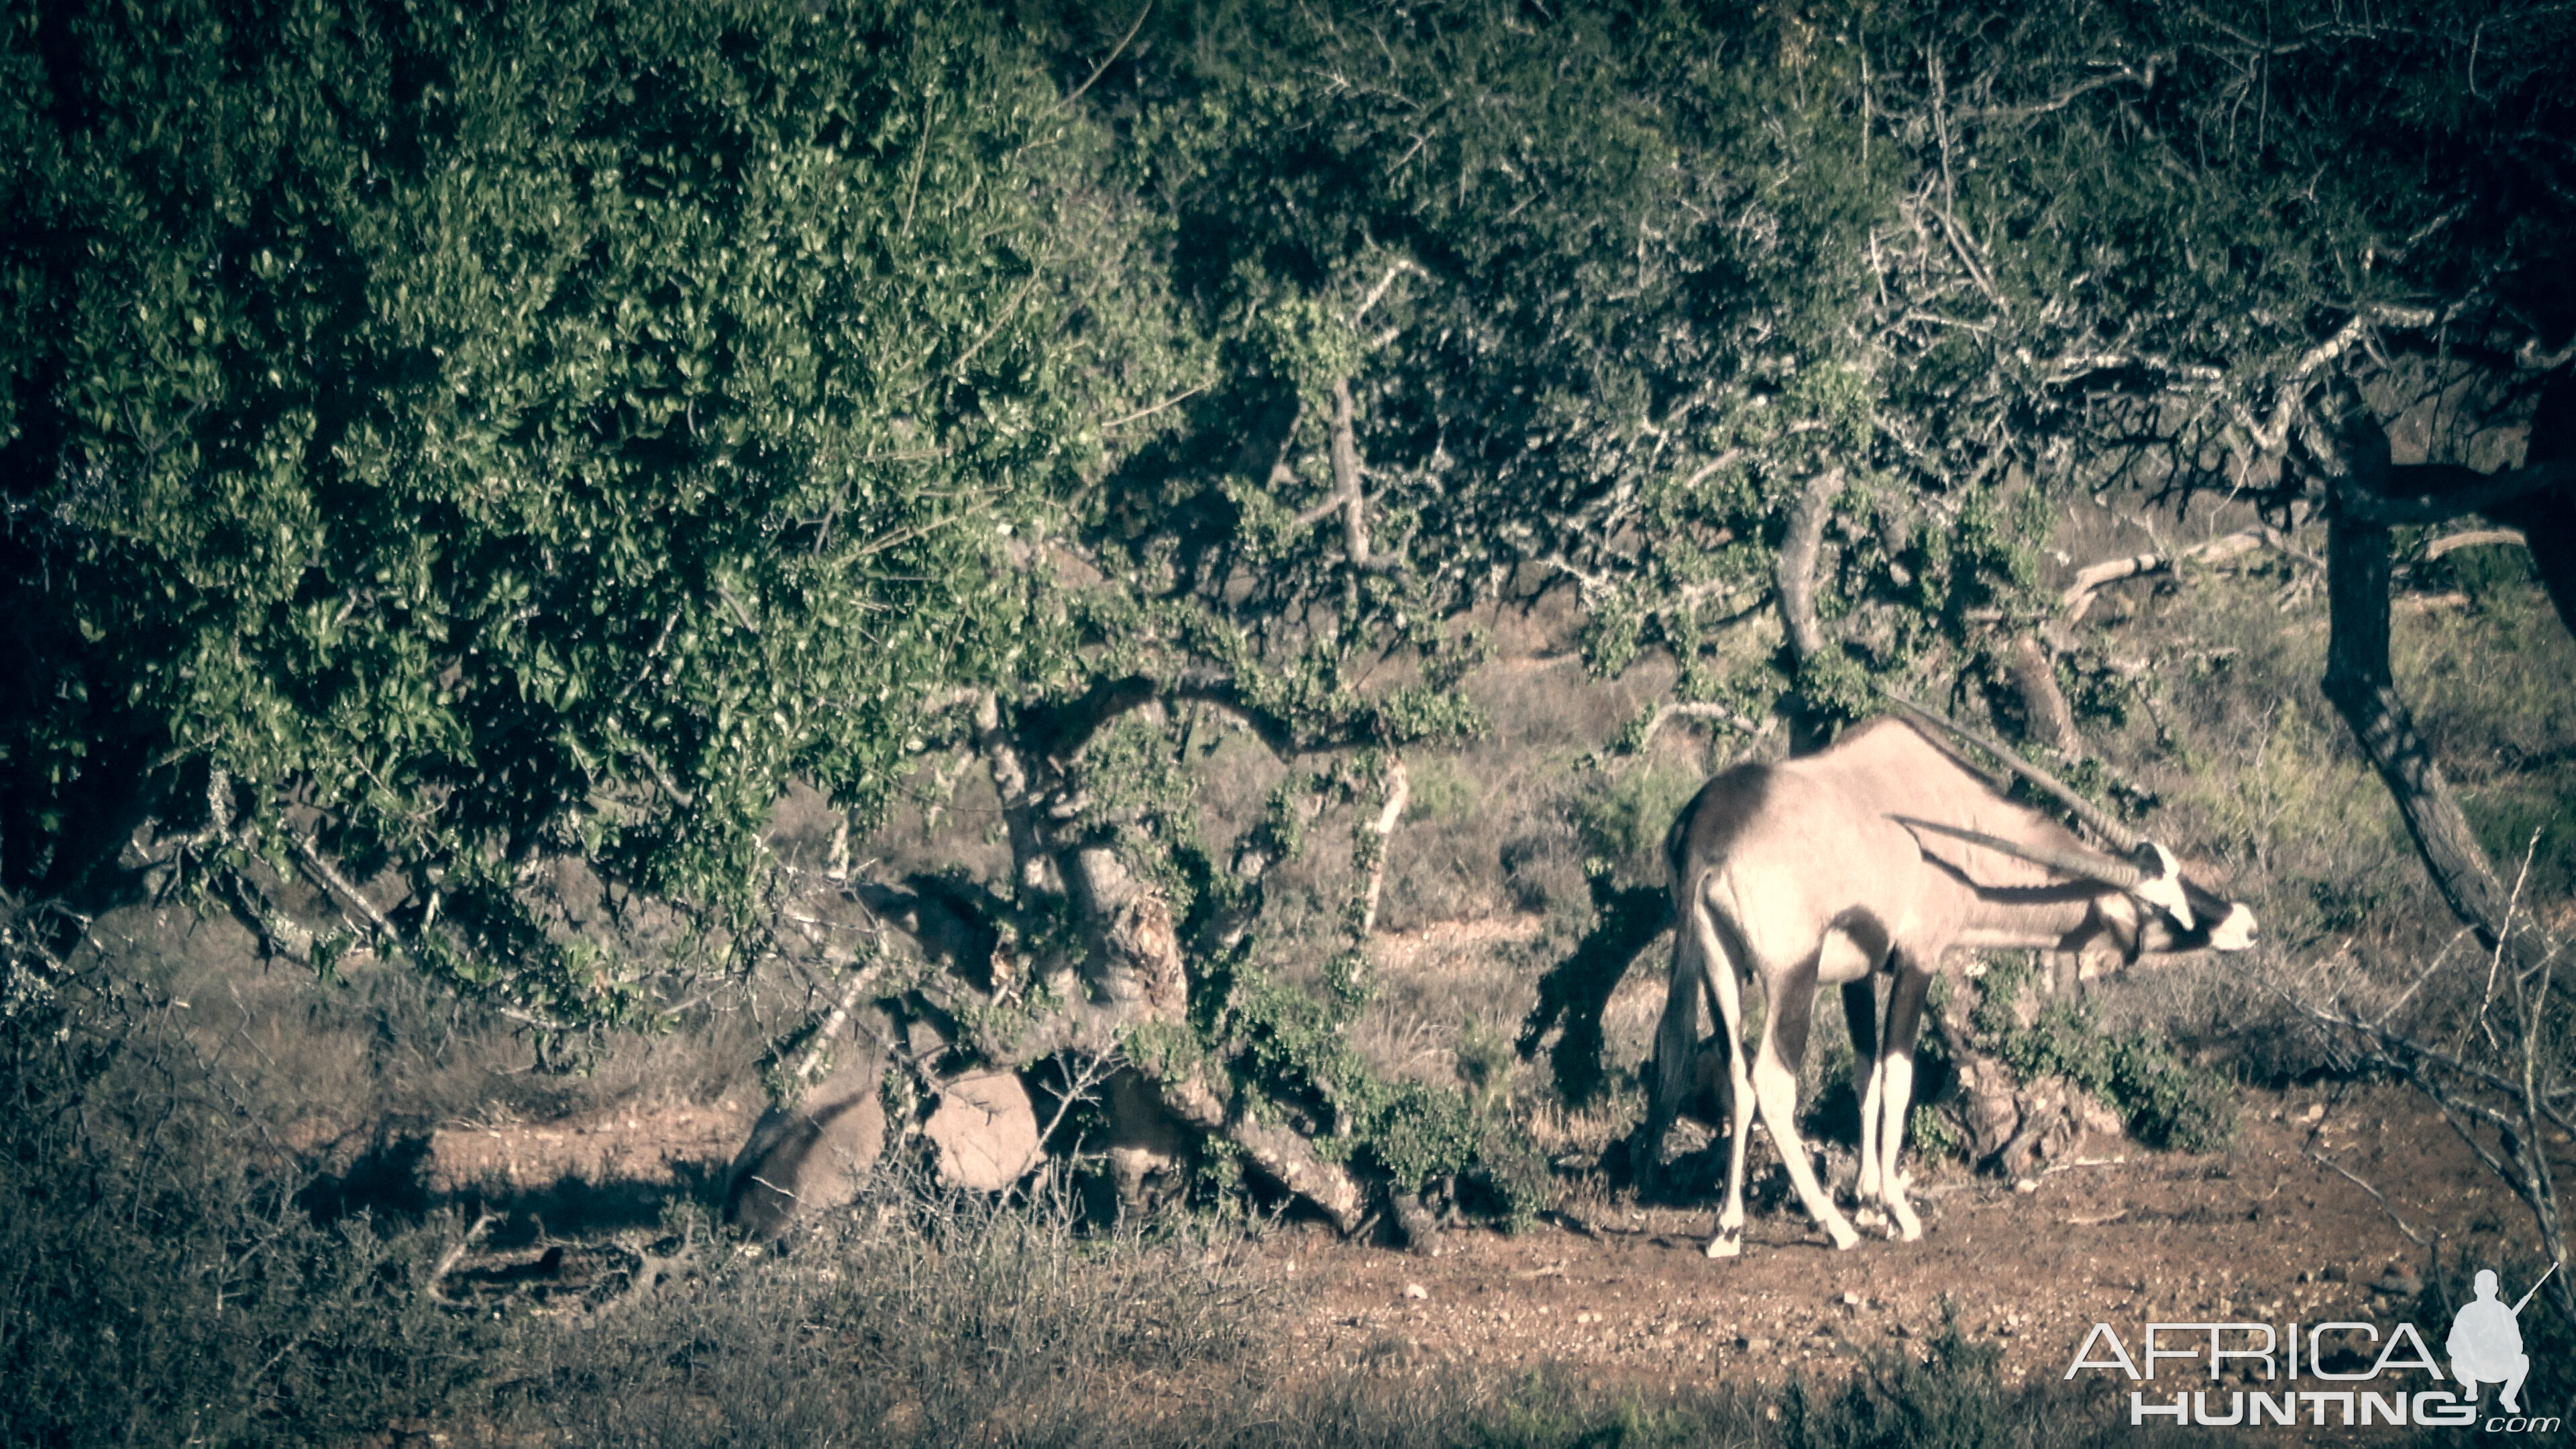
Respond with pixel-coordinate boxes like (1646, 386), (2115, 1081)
(1876, 691), (2141, 852)
(1890, 815), (2194, 929)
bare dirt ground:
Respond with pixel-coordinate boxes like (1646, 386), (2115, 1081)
(1267, 1083), (2504, 1397)
(423, 1076), (2510, 1413)
(405, 910), (2522, 1410)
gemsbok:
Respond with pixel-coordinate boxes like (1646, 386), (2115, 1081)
(1644, 714), (2257, 1256)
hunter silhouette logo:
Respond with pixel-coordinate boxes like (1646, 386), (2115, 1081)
(2063, 1260), (2563, 1430)
(2449, 1265), (2553, 1416)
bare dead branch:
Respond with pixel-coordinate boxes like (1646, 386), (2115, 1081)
(2423, 527), (2530, 560)
(1354, 757), (1407, 941)
(1959, 58), (2164, 123)
(1155, 1071), (1368, 1234)
(789, 949), (891, 1091)
(1638, 700), (1772, 748)
(2337, 459), (2576, 527)
(427, 1211), (502, 1306)
(1055, 1), (1152, 113)
(1347, 259), (1425, 326)
(2059, 527), (2319, 623)
(1097, 380), (1211, 433)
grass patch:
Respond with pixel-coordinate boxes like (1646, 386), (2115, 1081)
(0, 986), (504, 1449)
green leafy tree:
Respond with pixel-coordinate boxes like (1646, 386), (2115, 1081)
(11, 0), (2570, 1244)
(1, 0), (1077, 1026)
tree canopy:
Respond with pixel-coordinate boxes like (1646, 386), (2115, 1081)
(6, 0), (2570, 1224)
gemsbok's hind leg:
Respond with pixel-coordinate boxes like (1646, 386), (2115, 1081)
(1690, 899), (1758, 1258)
(1744, 950), (1861, 1252)
(1640, 919), (1709, 1195)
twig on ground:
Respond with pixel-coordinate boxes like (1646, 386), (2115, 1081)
(2041, 1156), (2129, 1174)
(2308, 1147), (2432, 1246)
(428, 1210), (502, 1306)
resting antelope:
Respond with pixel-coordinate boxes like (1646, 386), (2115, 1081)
(1644, 714), (2257, 1256)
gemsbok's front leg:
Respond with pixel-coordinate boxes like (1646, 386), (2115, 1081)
(1842, 979), (1888, 1231)
(1858, 969), (1931, 1242)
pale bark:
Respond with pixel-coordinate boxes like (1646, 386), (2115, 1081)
(1157, 1071), (1368, 1234)
(1354, 758), (1408, 941)
(972, 692), (1057, 900)
(1774, 467), (1844, 755)
(2005, 635), (2081, 759)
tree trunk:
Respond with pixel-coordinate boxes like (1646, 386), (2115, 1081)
(2006, 635), (2081, 759)
(2318, 411), (2546, 971)
(1774, 468), (1844, 755)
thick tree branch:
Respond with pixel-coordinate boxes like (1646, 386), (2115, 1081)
(2318, 411), (2548, 974)
(2059, 527), (2318, 623)
(1774, 467), (1843, 754)
(2422, 527), (2528, 560)
(2333, 459), (2576, 526)
(1155, 1071), (1368, 1234)
(972, 692), (1057, 900)
(1353, 757), (1407, 941)
(1322, 378), (1403, 574)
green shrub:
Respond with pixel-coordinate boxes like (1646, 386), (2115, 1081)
(1571, 763), (1703, 886)
(1971, 957), (2239, 1154)
(1405, 756), (1485, 825)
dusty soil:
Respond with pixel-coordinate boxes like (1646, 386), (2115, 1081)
(420, 1104), (749, 1199)
(423, 1077), (2516, 1409)
(400, 914), (2528, 1405)
(1267, 1083), (2510, 1397)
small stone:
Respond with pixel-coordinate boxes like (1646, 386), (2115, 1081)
(2373, 1269), (2423, 1297)
(1403, 1282), (1428, 1300)
(1841, 1290), (1863, 1307)
(2015, 1179), (2039, 1194)
(1738, 1334), (1774, 1352)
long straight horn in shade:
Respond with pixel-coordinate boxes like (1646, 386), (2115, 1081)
(1890, 814), (2194, 929)
(1876, 691), (2140, 851)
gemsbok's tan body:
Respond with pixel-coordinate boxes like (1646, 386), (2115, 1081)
(1646, 717), (2256, 1256)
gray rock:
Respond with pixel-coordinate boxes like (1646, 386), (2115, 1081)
(924, 1069), (1042, 1191)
